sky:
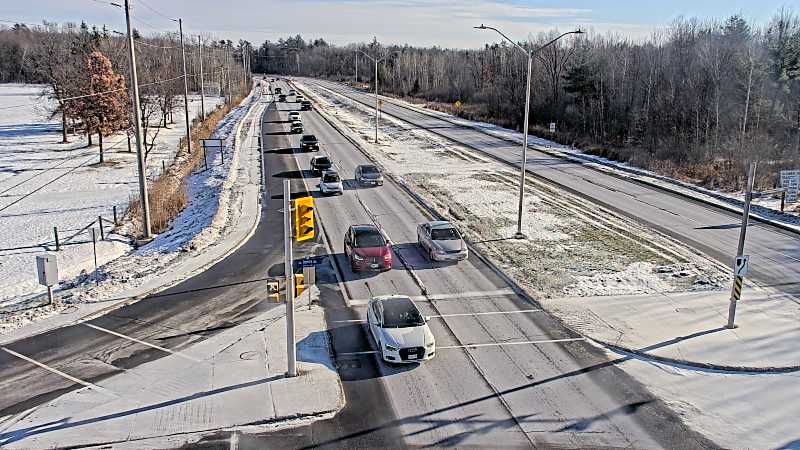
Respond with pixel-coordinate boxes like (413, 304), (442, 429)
(3, 0), (795, 48)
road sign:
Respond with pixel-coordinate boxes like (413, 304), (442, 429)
(549, 122), (556, 133)
(267, 277), (281, 302)
(454, 100), (462, 109)
(732, 275), (744, 301)
(734, 255), (749, 277)
(780, 170), (799, 203)
(201, 138), (223, 148)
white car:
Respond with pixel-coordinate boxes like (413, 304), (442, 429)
(367, 295), (435, 363)
(417, 221), (468, 262)
(288, 111), (301, 122)
(319, 169), (343, 195)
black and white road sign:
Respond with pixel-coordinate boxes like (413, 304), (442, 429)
(734, 255), (749, 277)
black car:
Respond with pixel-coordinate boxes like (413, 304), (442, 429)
(300, 134), (319, 151)
(301, 100), (312, 111)
(310, 156), (332, 175)
(275, 87), (282, 94)
(278, 94), (287, 102)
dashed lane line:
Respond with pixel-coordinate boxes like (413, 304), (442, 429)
(333, 308), (543, 323)
(1, 346), (116, 396)
(84, 323), (202, 363)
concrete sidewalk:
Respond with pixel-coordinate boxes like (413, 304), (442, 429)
(545, 288), (800, 371)
(0, 289), (343, 449)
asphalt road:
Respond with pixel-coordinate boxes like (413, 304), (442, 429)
(302, 78), (800, 298)
(0, 80), (721, 449)
(204, 79), (717, 449)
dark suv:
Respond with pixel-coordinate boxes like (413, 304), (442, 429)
(310, 156), (332, 175)
(300, 134), (319, 151)
(301, 100), (312, 111)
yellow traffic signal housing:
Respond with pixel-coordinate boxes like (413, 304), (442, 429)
(295, 273), (305, 296)
(294, 196), (315, 241)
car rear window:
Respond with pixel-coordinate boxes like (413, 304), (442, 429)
(361, 165), (379, 174)
(315, 157), (330, 165)
(303, 135), (317, 141)
(431, 228), (460, 240)
(381, 298), (425, 328)
(353, 229), (385, 248)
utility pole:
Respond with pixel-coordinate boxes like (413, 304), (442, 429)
(177, 18), (192, 154)
(198, 35), (205, 119)
(227, 49), (233, 101)
(283, 180), (297, 377)
(355, 52), (358, 83)
(727, 161), (756, 329)
(374, 59), (379, 144)
(124, 0), (151, 238)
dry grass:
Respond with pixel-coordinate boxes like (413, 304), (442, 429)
(126, 93), (247, 236)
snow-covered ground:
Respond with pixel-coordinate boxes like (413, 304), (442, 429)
(383, 95), (800, 233)
(297, 80), (728, 300)
(0, 84), (222, 311)
(0, 83), (261, 335)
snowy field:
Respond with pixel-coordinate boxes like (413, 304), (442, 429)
(0, 83), (222, 312)
(297, 80), (729, 299)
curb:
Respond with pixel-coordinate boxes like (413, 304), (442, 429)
(337, 81), (800, 236)
(297, 81), (800, 377)
(593, 338), (800, 374)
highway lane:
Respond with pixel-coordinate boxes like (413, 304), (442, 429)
(243, 80), (717, 449)
(303, 78), (800, 298)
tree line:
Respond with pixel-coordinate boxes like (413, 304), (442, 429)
(0, 21), (250, 161)
(249, 12), (800, 192)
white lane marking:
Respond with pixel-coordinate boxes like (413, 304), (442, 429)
(84, 323), (202, 363)
(336, 338), (585, 356)
(347, 288), (517, 306)
(427, 309), (542, 319)
(333, 309), (542, 323)
(438, 338), (585, 349)
(230, 429), (239, 450)
(1, 346), (115, 396)
(337, 350), (379, 356)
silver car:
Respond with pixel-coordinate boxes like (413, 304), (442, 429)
(319, 169), (343, 195)
(417, 221), (468, 262)
(355, 164), (384, 186)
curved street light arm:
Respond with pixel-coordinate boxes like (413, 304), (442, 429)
(474, 24), (528, 55)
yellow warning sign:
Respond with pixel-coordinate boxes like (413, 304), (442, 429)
(732, 275), (743, 301)
(454, 100), (462, 109)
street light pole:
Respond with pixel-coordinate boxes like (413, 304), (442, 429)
(355, 49), (401, 144)
(123, 0), (151, 238)
(475, 25), (582, 239)
(177, 18), (192, 155)
(198, 35), (205, 119)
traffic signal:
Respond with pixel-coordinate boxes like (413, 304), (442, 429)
(295, 273), (305, 296)
(294, 196), (315, 241)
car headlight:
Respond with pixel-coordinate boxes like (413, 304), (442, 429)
(353, 253), (364, 261)
(385, 343), (398, 351)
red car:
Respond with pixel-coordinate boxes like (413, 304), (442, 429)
(344, 224), (392, 272)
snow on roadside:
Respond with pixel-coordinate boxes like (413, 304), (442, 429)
(0, 83), (223, 310)
(382, 94), (800, 233)
(0, 85), (262, 335)
(296, 80), (729, 299)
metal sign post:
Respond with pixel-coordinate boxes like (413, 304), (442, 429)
(283, 180), (297, 377)
(90, 228), (99, 285)
(302, 260), (316, 310)
(201, 138), (223, 171)
(727, 162), (756, 329)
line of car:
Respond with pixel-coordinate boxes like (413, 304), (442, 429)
(276, 82), (468, 364)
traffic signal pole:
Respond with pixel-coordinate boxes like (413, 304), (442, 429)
(283, 180), (297, 377)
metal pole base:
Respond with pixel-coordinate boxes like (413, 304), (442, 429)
(513, 232), (526, 240)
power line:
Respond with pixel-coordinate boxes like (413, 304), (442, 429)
(136, 0), (175, 22)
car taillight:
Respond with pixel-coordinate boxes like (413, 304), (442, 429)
(384, 246), (392, 260)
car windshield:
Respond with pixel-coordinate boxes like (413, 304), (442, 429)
(353, 230), (385, 248)
(303, 135), (316, 141)
(431, 227), (460, 240)
(323, 173), (340, 182)
(381, 299), (425, 328)
(361, 165), (379, 174)
(315, 157), (330, 165)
